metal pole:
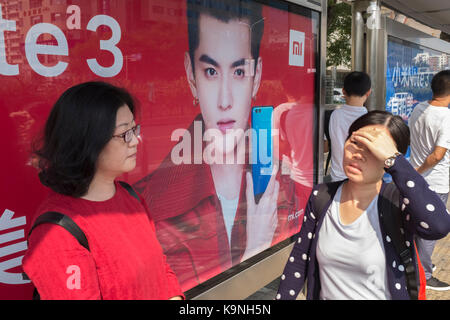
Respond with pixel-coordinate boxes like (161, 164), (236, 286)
(351, 1), (368, 71)
(317, 0), (328, 183)
(365, 0), (387, 111)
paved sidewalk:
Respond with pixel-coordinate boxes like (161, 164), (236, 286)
(427, 192), (450, 300)
(421, 194), (450, 300)
(426, 235), (450, 300)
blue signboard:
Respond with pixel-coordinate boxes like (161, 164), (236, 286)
(386, 37), (449, 122)
(384, 36), (449, 182)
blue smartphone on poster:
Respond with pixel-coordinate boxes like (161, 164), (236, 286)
(251, 106), (273, 203)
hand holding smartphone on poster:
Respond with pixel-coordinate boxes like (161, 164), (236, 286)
(243, 165), (279, 261)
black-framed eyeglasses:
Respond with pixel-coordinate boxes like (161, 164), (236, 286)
(112, 124), (141, 143)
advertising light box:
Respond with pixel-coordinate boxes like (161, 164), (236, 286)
(383, 35), (449, 184)
(0, 0), (319, 299)
(386, 36), (450, 122)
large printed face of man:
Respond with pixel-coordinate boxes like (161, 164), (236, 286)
(185, 14), (263, 157)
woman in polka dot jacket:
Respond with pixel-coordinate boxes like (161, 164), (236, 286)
(277, 111), (450, 300)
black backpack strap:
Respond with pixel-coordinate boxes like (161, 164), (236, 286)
(23, 183), (139, 299)
(23, 211), (89, 279)
(28, 211), (90, 251)
(312, 180), (343, 218)
(379, 182), (418, 300)
(119, 181), (140, 202)
(23, 211), (90, 300)
(303, 180), (342, 298)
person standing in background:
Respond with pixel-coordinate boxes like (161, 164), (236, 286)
(409, 70), (450, 291)
(328, 71), (370, 182)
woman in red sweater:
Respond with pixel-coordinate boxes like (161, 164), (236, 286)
(22, 82), (184, 300)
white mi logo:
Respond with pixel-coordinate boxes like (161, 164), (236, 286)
(289, 29), (305, 67)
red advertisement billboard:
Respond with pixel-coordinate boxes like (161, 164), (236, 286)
(0, 0), (318, 299)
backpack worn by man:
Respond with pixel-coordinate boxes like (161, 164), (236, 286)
(22, 181), (140, 300)
(312, 181), (426, 300)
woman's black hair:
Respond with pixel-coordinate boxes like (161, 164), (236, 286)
(346, 110), (410, 154)
(34, 81), (136, 197)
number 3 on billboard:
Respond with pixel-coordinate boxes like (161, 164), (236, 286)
(0, 4), (123, 78)
(86, 15), (123, 78)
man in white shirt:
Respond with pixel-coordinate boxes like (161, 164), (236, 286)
(409, 70), (450, 291)
(328, 71), (370, 181)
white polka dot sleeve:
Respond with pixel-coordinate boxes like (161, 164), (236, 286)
(276, 188), (318, 300)
(386, 154), (450, 240)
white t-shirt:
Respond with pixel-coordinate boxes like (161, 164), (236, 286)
(217, 193), (239, 245)
(329, 105), (368, 181)
(317, 184), (391, 300)
(409, 101), (450, 193)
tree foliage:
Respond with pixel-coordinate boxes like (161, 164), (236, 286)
(327, 0), (352, 68)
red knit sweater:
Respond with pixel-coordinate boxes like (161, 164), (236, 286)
(22, 181), (184, 300)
